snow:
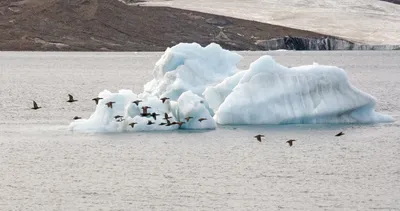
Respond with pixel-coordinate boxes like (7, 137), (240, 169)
(142, 0), (400, 45)
(69, 43), (393, 132)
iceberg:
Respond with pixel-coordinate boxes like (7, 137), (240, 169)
(211, 55), (393, 124)
(69, 43), (393, 133)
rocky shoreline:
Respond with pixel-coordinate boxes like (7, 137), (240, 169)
(0, 0), (398, 51)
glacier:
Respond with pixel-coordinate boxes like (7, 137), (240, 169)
(69, 43), (393, 132)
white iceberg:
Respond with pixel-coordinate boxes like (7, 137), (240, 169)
(69, 43), (393, 133)
(212, 55), (393, 124)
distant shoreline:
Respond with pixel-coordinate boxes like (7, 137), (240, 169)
(0, 0), (398, 51)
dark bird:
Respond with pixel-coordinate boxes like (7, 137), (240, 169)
(159, 123), (167, 126)
(92, 97), (103, 105)
(286, 139), (296, 147)
(129, 122), (137, 128)
(67, 94), (78, 103)
(150, 112), (160, 120)
(160, 97), (170, 103)
(132, 100), (142, 106)
(31, 100), (41, 110)
(184, 117), (193, 122)
(176, 121), (185, 128)
(116, 118), (125, 122)
(165, 119), (172, 126)
(163, 113), (172, 120)
(142, 106), (151, 114)
(105, 101), (116, 108)
(335, 132), (345, 137)
(147, 120), (155, 125)
(114, 115), (123, 119)
(198, 118), (207, 122)
(73, 116), (82, 120)
(254, 134), (264, 142)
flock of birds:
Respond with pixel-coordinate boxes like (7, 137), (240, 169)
(31, 94), (208, 129)
(32, 94), (346, 145)
(254, 131), (345, 147)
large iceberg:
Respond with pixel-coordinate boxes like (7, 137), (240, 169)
(69, 43), (393, 132)
(210, 56), (393, 124)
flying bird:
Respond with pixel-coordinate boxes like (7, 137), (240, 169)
(198, 118), (207, 122)
(67, 94), (78, 103)
(286, 139), (296, 147)
(147, 120), (155, 125)
(31, 100), (41, 110)
(92, 97), (103, 105)
(132, 100), (142, 106)
(163, 113), (172, 120)
(150, 112), (160, 120)
(105, 101), (116, 108)
(114, 115), (123, 119)
(176, 121), (185, 128)
(254, 134), (264, 142)
(160, 97), (170, 103)
(335, 132), (344, 137)
(129, 122), (137, 128)
(184, 117), (193, 122)
(73, 116), (82, 120)
(141, 106), (151, 114)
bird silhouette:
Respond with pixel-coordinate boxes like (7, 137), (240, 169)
(114, 115), (123, 119)
(147, 120), (155, 125)
(129, 122), (137, 128)
(92, 97), (103, 105)
(176, 121), (185, 128)
(31, 100), (41, 110)
(150, 112), (160, 120)
(254, 134), (264, 142)
(132, 100), (142, 106)
(67, 94), (78, 103)
(335, 132), (344, 137)
(141, 106), (151, 114)
(163, 113), (172, 120)
(105, 101), (116, 108)
(73, 116), (82, 120)
(184, 117), (193, 122)
(160, 97), (170, 103)
(286, 139), (296, 147)
(198, 118), (207, 122)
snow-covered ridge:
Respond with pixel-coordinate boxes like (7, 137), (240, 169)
(142, 0), (400, 45)
(69, 43), (393, 132)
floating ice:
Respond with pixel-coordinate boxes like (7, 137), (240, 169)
(212, 55), (393, 124)
(69, 43), (393, 133)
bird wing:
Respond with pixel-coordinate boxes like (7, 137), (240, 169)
(33, 101), (38, 108)
(68, 94), (73, 101)
(164, 113), (168, 119)
(256, 136), (261, 142)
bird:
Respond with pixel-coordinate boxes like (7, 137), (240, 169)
(67, 94), (78, 103)
(198, 118), (207, 122)
(184, 117), (193, 122)
(92, 97), (103, 105)
(160, 97), (170, 103)
(176, 121), (185, 128)
(132, 100), (142, 106)
(254, 134), (264, 142)
(150, 112), (160, 120)
(73, 116), (82, 120)
(114, 115), (123, 119)
(105, 101), (116, 108)
(163, 113), (172, 120)
(335, 132), (344, 137)
(129, 122), (137, 128)
(31, 100), (41, 110)
(147, 120), (155, 125)
(141, 106), (151, 114)
(165, 119), (172, 126)
(286, 139), (296, 147)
